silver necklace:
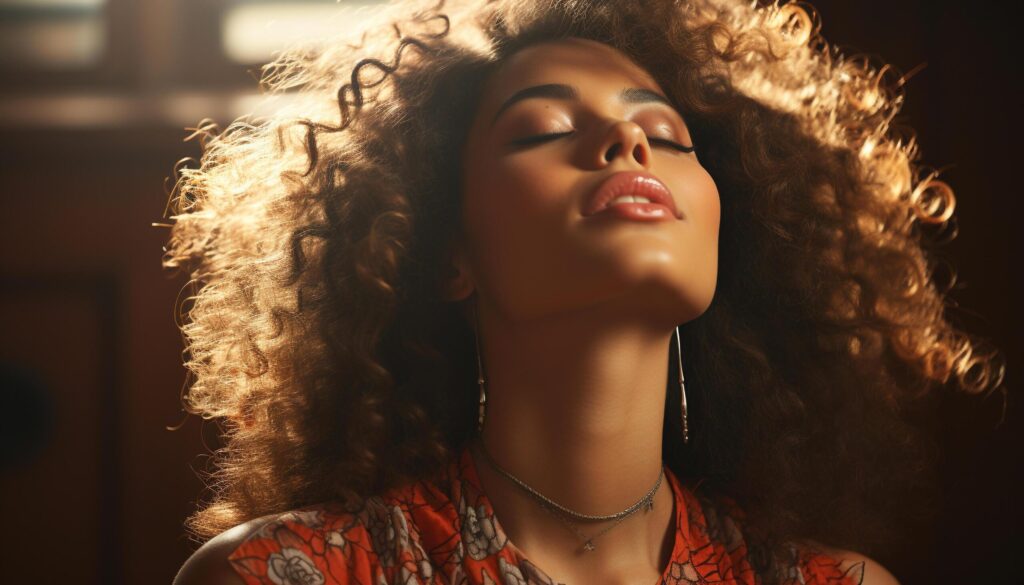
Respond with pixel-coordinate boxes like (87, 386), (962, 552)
(474, 438), (664, 552)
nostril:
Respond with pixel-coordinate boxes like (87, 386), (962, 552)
(604, 144), (621, 162)
(632, 144), (644, 164)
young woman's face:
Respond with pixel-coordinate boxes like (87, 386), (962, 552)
(456, 37), (720, 324)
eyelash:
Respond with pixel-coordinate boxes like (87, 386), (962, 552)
(649, 137), (696, 153)
(511, 131), (695, 153)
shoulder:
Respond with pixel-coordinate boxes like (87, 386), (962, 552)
(173, 489), (455, 585)
(173, 516), (280, 585)
(681, 487), (899, 585)
(798, 542), (901, 585)
(829, 548), (900, 585)
(174, 504), (372, 585)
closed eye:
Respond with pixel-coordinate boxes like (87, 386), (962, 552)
(509, 131), (575, 147)
(648, 137), (696, 153)
(510, 131), (694, 153)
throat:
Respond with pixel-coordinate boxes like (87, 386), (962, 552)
(467, 438), (680, 582)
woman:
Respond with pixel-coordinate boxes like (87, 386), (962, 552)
(169, 0), (1003, 583)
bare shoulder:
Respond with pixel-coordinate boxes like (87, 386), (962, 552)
(173, 516), (279, 585)
(834, 550), (900, 585)
(810, 542), (901, 585)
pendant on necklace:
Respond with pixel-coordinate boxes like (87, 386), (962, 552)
(645, 497), (654, 511)
(583, 540), (596, 552)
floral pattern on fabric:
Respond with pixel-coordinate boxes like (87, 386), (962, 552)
(267, 548), (326, 585)
(227, 445), (863, 585)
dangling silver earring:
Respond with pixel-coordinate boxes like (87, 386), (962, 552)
(674, 326), (689, 444)
(473, 300), (487, 433)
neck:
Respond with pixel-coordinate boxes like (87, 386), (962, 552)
(471, 297), (678, 579)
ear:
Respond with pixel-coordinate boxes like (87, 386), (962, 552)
(440, 236), (476, 302)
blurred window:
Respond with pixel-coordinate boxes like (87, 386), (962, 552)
(222, 0), (386, 64)
(0, 0), (106, 69)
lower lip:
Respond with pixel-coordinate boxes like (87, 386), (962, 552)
(588, 203), (677, 221)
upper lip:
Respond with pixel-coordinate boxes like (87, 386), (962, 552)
(582, 171), (682, 219)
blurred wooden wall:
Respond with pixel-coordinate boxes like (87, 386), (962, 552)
(0, 127), (207, 582)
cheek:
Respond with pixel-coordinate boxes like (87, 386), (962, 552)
(701, 173), (722, 238)
(692, 169), (722, 288)
(463, 153), (574, 244)
(675, 163), (721, 241)
(663, 163), (720, 316)
(460, 149), (584, 313)
(695, 172), (721, 296)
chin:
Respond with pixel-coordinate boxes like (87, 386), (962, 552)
(603, 269), (717, 326)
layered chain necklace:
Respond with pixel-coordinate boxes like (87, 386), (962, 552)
(474, 438), (665, 553)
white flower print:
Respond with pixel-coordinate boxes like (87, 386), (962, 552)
(780, 546), (805, 585)
(287, 509), (325, 529)
(448, 563), (469, 585)
(410, 539), (434, 580)
(418, 556), (434, 580)
(458, 483), (507, 560)
(665, 560), (699, 585)
(497, 557), (526, 585)
(325, 529), (347, 549)
(267, 547), (325, 585)
(397, 565), (420, 585)
(391, 504), (412, 545)
(364, 500), (401, 567)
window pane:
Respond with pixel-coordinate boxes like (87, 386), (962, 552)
(0, 0), (106, 69)
(222, 0), (386, 64)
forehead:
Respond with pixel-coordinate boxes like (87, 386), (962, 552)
(479, 38), (663, 108)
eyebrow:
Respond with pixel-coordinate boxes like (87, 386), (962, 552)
(490, 83), (677, 126)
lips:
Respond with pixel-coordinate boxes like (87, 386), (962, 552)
(582, 171), (682, 219)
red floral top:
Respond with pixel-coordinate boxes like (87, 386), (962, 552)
(227, 444), (864, 584)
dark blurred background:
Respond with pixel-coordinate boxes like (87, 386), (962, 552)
(0, 0), (1019, 582)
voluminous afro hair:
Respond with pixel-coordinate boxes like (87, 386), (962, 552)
(164, 0), (1004, 577)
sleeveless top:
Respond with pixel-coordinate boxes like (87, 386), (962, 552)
(227, 445), (865, 585)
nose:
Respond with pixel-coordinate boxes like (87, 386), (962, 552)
(597, 120), (652, 169)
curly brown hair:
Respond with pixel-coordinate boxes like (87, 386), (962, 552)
(164, 0), (1004, 577)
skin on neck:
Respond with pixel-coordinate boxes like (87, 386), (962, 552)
(473, 296), (679, 581)
(446, 37), (721, 582)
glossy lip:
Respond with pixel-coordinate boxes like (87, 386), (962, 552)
(582, 171), (682, 220)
